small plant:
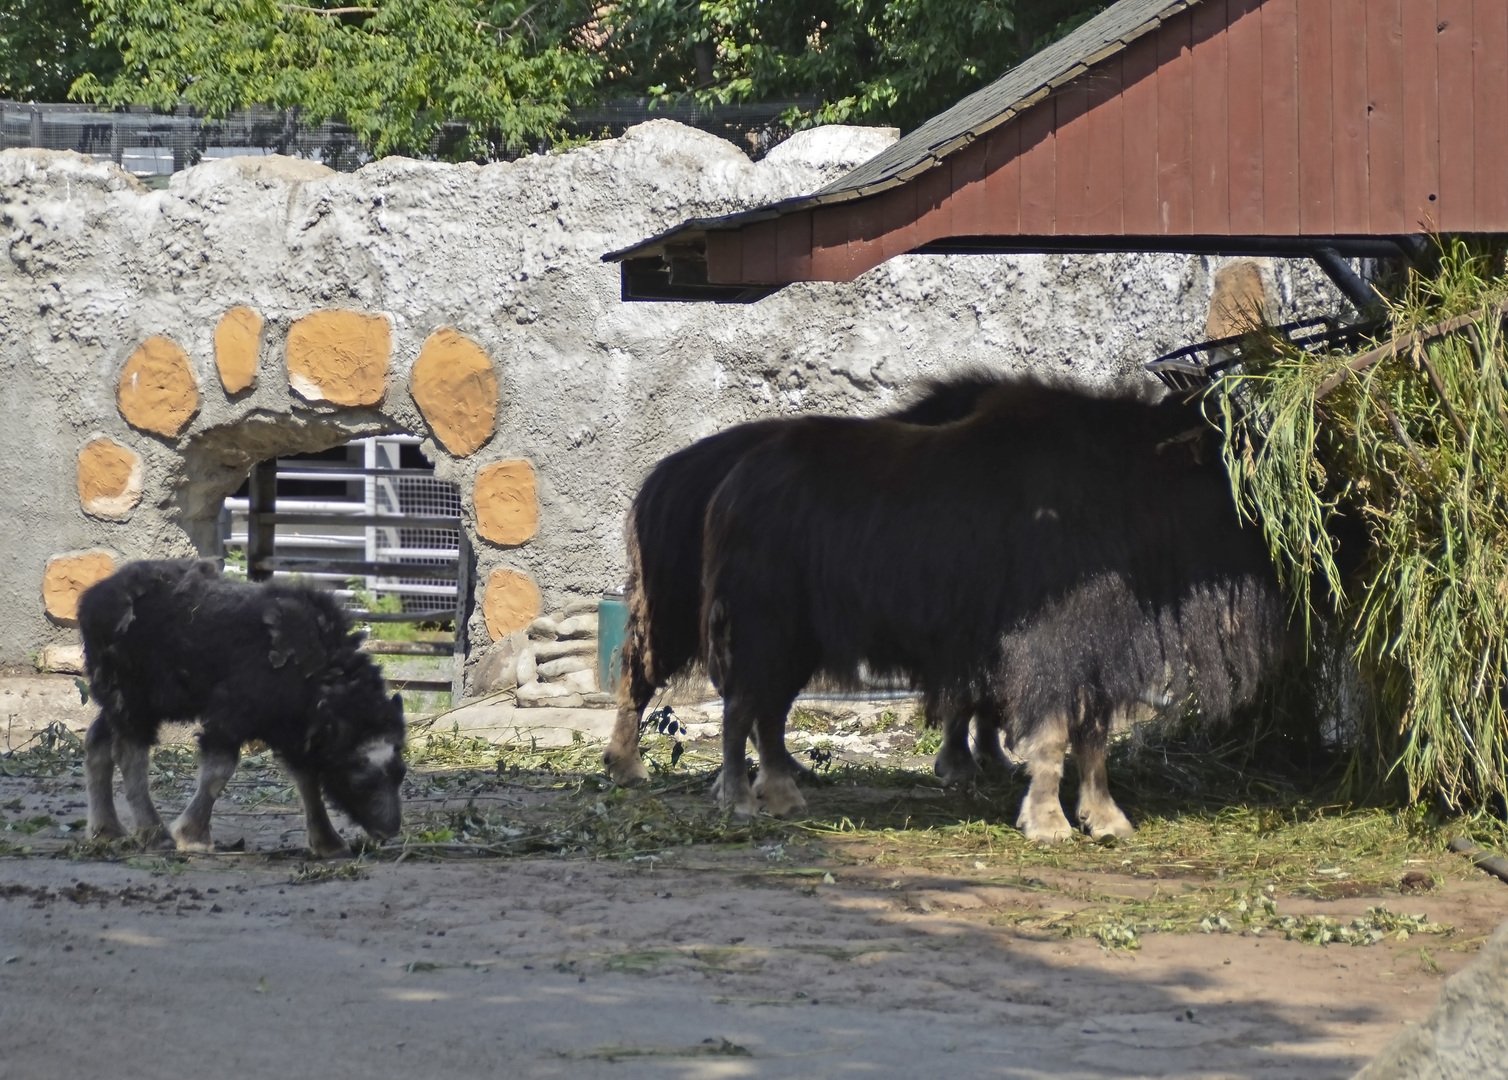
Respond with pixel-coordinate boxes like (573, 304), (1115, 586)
(643, 707), (685, 770)
(223, 548), (248, 581)
(347, 579), (421, 642)
(913, 726), (943, 757)
(289, 860), (368, 884)
(1220, 237), (1508, 806)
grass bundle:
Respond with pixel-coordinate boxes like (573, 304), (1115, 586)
(1217, 239), (1508, 808)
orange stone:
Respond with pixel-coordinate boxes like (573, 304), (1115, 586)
(77, 437), (144, 520)
(215, 306), (264, 395)
(1206, 260), (1271, 340)
(286, 310), (391, 407)
(474, 460), (539, 546)
(42, 550), (117, 625)
(411, 328), (499, 457)
(117, 336), (200, 437)
(482, 569), (541, 640)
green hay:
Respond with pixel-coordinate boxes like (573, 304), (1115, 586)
(1218, 238), (1508, 807)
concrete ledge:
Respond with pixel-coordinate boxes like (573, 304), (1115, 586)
(1, 675), (94, 750)
(425, 696), (726, 748)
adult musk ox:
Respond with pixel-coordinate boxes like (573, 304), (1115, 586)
(700, 377), (1289, 841)
(603, 371), (1011, 787)
(79, 559), (407, 857)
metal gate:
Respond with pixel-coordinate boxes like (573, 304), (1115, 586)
(220, 436), (471, 696)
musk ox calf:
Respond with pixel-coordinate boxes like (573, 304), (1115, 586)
(603, 371), (1012, 788)
(700, 377), (1289, 841)
(79, 559), (407, 858)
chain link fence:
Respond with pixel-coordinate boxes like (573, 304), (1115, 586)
(0, 98), (811, 181)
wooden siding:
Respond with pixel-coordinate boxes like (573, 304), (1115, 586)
(708, 0), (1505, 286)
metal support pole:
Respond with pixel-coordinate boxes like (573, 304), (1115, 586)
(451, 528), (474, 699)
(247, 458), (278, 582)
(1313, 247), (1379, 313)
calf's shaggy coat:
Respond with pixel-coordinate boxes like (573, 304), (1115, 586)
(700, 377), (1289, 840)
(80, 560), (407, 857)
(603, 372), (1011, 786)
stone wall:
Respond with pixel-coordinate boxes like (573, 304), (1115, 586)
(0, 121), (1341, 689)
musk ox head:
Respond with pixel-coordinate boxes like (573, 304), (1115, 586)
(313, 682), (408, 842)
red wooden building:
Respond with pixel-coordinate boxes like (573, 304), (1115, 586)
(607, 0), (1501, 304)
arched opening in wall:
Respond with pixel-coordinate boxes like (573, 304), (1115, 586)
(178, 414), (469, 713)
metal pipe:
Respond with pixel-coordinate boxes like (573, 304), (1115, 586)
(1313, 247), (1380, 312)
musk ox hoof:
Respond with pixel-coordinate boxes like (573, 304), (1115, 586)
(603, 750), (650, 786)
(169, 815), (214, 852)
(1017, 808), (1075, 844)
(307, 839), (353, 860)
(753, 773), (807, 818)
(89, 821), (127, 841)
(1079, 809), (1135, 841)
(135, 823), (173, 850)
(711, 769), (759, 817)
(933, 749), (980, 788)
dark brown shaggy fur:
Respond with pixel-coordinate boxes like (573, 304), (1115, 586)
(603, 372), (1007, 784)
(699, 376), (1289, 837)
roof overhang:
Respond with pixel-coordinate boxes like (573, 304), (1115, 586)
(604, 0), (1472, 303)
(611, 230), (1425, 303)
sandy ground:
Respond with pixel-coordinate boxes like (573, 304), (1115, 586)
(2, 707), (1506, 1079)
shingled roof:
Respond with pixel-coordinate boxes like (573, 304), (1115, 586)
(812, 0), (1193, 201)
(608, 0), (1451, 301)
(603, 0), (1200, 275)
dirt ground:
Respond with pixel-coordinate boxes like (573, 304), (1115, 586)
(2, 715), (1506, 1080)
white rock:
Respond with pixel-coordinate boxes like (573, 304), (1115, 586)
(555, 615), (598, 640)
(514, 681), (584, 708)
(559, 668), (599, 695)
(515, 647), (537, 687)
(527, 616), (559, 641)
(538, 655), (592, 680)
(532, 638), (595, 662)
(36, 644), (85, 675)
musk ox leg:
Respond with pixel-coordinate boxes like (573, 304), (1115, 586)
(971, 703), (1012, 776)
(169, 743), (239, 852)
(285, 763), (350, 859)
(934, 711), (979, 786)
(113, 736), (167, 844)
(603, 631), (653, 785)
(84, 715), (126, 840)
(1073, 731), (1134, 840)
(1014, 714), (1074, 843)
(751, 704), (807, 818)
(715, 697), (759, 817)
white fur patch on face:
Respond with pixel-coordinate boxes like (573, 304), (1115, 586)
(361, 740), (399, 768)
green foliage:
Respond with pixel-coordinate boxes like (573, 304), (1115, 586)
(1219, 238), (1508, 808)
(72, 0), (602, 158)
(346, 578), (420, 641)
(63, 0), (1107, 161)
(0, 0), (121, 100)
(599, 0), (1109, 132)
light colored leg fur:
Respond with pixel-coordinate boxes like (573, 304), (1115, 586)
(716, 701), (759, 817)
(1014, 715), (1074, 843)
(286, 764), (350, 858)
(1074, 740), (1134, 840)
(114, 737), (166, 843)
(753, 764), (807, 817)
(604, 703), (650, 785)
(170, 746), (240, 852)
(84, 719), (126, 839)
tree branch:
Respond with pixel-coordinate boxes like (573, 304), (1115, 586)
(279, 5), (378, 16)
